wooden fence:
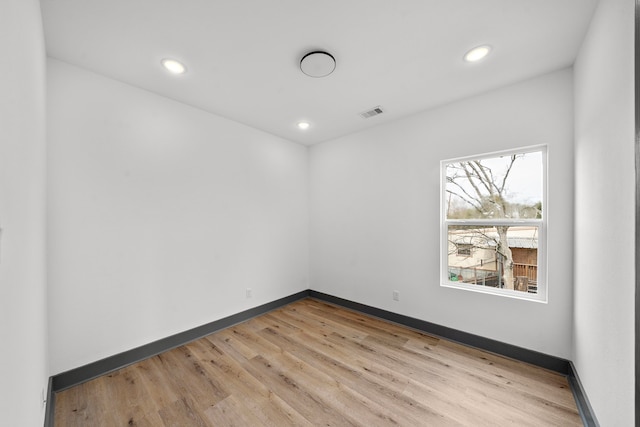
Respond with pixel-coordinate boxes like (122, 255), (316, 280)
(513, 263), (537, 281)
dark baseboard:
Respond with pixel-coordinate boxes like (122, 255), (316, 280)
(46, 288), (599, 427)
(50, 289), (310, 393)
(568, 361), (600, 426)
(309, 290), (570, 374)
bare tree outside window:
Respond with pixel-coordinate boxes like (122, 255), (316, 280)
(442, 149), (544, 297)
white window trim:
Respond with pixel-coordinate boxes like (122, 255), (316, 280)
(440, 145), (548, 303)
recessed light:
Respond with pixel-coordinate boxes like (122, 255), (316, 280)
(297, 121), (310, 130)
(464, 45), (491, 63)
(161, 58), (187, 74)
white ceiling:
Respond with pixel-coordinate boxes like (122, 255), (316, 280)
(40, 0), (598, 145)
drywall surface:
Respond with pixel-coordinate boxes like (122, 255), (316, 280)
(0, 1), (48, 425)
(573, 0), (635, 424)
(47, 59), (309, 374)
(310, 69), (574, 358)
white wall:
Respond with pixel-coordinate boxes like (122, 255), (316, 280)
(47, 59), (309, 374)
(0, 1), (48, 425)
(573, 0), (635, 424)
(310, 69), (575, 358)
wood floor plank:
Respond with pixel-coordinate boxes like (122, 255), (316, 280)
(256, 327), (460, 426)
(324, 328), (557, 426)
(187, 337), (313, 426)
(54, 382), (105, 427)
(258, 318), (497, 425)
(433, 339), (577, 406)
(419, 340), (578, 410)
(134, 357), (182, 415)
(99, 368), (150, 425)
(154, 345), (229, 411)
(244, 354), (360, 426)
(204, 395), (267, 427)
(54, 298), (582, 426)
(158, 397), (208, 427)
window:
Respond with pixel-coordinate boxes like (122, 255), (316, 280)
(441, 146), (546, 302)
(456, 243), (473, 256)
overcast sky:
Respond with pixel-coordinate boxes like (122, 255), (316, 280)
(446, 150), (543, 207)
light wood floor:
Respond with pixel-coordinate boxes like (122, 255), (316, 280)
(54, 298), (582, 426)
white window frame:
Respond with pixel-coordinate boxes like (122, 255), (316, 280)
(440, 145), (548, 303)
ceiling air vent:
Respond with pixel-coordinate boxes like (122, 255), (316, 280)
(359, 105), (385, 119)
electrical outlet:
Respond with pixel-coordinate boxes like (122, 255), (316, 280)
(246, 288), (252, 298)
(393, 290), (399, 301)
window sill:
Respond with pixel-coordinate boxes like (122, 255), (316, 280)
(441, 281), (547, 303)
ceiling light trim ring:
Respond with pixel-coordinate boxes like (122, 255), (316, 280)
(300, 51), (336, 78)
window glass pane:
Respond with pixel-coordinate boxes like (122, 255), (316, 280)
(445, 151), (543, 220)
(447, 225), (539, 294)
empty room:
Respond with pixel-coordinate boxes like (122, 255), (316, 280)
(1, 0), (636, 426)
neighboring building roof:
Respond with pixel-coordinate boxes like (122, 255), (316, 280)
(507, 237), (537, 249)
(483, 238), (538, 249)
(450, 227), (538, 249)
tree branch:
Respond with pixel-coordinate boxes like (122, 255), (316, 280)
(471, 161), (496, 195)
(445, 188), (483, 213)
(500, 155), (518, 193)
(460, 162), (490, 199)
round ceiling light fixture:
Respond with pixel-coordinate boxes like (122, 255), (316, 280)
(161, 58), (187, 74)
(464, 45), (491, 63)
(300, 51), (336, 78)
(297, 121), (310, 130)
